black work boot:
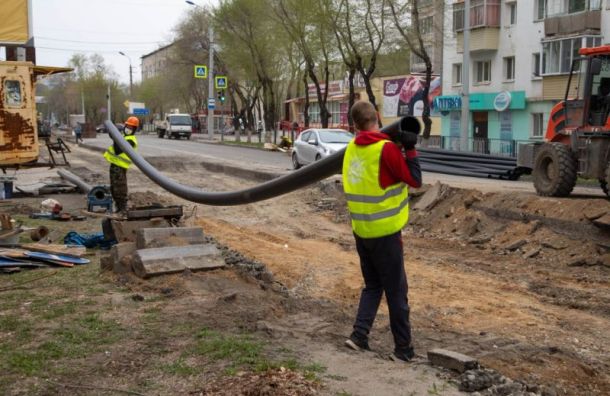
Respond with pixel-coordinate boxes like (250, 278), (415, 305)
(344, 332), (371, 352)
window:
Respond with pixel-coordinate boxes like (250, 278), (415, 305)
(474, 60), (492, 84)
(508, 3), (517, 24)
(535, 0), (547, 20)
(420, 16), (433, 35)
(568, 0), (586, 13)
(532, 113), (545, 138)
(453, 63), (463, 85)
(504, 57), (515, 81)
(542, 36), (601, 75)
(532, 53), (541, 77)
(4, 80), (22, 107)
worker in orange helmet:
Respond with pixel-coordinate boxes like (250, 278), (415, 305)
(103, 116), (139, 213)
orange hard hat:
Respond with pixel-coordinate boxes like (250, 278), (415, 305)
(125, 116), (140, 128)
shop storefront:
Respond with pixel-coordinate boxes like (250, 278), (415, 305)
(435, 91), (550, 156)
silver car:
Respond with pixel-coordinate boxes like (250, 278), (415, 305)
(292, 128), (353, 169)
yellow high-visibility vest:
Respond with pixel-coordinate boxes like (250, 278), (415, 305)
(342, 139), (409, 238)
(103, 135), (138, 169)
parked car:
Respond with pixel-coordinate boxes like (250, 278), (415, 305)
(96, 123), (124, 133)
(292, 128), (353, 169)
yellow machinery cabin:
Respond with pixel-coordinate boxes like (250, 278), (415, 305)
(0, 61), (71, 167)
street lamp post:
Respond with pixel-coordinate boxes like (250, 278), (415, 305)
(186, 1), (214, 139)
(119, 51), (133, 98)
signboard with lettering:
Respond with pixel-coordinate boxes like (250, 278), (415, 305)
(382, 76), (441, 117)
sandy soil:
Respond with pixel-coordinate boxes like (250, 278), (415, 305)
(61, 145), (610, 395)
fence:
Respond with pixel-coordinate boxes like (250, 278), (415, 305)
(418, 136), (531, 158)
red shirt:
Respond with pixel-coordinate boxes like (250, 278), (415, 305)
(354, 131), (421, 189)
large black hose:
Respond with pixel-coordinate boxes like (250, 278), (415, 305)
(57, 169), (93, 193)
(104, 118), (419, 206)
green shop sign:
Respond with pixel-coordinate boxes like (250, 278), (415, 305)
(434, 91), (526, 112)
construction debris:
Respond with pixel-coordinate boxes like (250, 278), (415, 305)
(427, 348), (478, 373)
(132, 244), (225, 278)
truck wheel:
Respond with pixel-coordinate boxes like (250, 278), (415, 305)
(533, 143), (577, 197)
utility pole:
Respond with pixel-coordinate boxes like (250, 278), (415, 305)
(207, 25), (215, 139)
(80, 89), (85, 118)
(119, 51), (133, 98)
(107, 85), (111, 122)
(460, 0), (471, 152)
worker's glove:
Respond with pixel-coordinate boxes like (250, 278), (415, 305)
(398, 131), (418, 150)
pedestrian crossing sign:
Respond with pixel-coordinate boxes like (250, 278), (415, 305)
(194, 65), (207, 78)
(215, 76), (228, 89)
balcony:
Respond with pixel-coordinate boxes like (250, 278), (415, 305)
(453, 0), (500, 53)
(545, 11), (601, 37)
(453, 0), (500, 32)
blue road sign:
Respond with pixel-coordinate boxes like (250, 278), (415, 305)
(215, 76), (228, 89)
(132, 108), (150, 115)
(194, 65), (207, 78)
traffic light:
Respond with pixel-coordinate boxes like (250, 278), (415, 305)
(218, 90), (226, 104)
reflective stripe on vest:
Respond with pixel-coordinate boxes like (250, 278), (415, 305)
(342, 139), (409, 238)
(104, 135), (138, 169)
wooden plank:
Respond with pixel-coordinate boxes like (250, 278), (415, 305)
(26, 243), (87, 258)
(132, 244), (225, 278)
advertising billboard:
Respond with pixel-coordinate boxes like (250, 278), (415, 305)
(382, 76), (441, 118)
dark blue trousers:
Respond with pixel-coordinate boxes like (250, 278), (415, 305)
(352, 231), (413, 352)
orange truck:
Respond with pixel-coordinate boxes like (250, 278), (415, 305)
(517, 46), (610, 197)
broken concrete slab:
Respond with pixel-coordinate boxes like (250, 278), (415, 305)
(592, 213), (610, 230)
(413, 181), (447, 211)
(504, 239), (527, 251)
(132, 244), (225, 278)
(111, 218), (169, 242)
(523, 248), (541, 259)
(111, 242), (136, 274)
(136, 227), (204, 249)
(427, 348), (478, 373)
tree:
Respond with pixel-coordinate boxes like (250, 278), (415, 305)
(273, 0), (333, 128)
(389, 0), (442, 144)
(216, 0), (287, 138)
(334, 0), (388, 126)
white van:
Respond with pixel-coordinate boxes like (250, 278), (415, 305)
(156, 113), (192, 140)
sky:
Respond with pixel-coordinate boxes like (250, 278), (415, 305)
(26, 0), (217, 85)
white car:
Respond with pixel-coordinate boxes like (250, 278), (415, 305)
(292, 128), (353, 169)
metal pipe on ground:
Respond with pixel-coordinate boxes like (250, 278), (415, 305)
(57, 169), (93, 193)
(104, 118), (419, 206)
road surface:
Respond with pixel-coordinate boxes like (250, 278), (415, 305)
(82, 134), (603, 197)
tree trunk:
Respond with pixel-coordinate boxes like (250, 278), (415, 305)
(348, 67), (356, 131)
(360, 68), (382, 128)
(303, 72), (310, 128)
(421, 62), (433, 148)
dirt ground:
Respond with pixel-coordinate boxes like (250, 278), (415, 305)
(2, 143), (609, 395)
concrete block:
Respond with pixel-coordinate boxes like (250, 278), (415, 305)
(111, 242), (136, 274)
(136, 227), (204, 249)
(111, 218), (168, 243)
(427, 348), (478, 373)
(413, 182), (447, 211)
(132, 244), (225, 278)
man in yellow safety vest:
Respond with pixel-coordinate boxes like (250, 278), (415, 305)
(343, 101), (422, 362)
(103, 117), (139, 213)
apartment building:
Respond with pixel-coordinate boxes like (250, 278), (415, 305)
(436, 0), (610, 155)
(410, 0), (445, 74)
(140, 43), (174, 81)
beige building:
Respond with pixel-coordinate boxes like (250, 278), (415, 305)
(141, 43), (174, 81)
(410, 0), (446, 75)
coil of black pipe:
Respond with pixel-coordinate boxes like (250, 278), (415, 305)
(104, 118), (417, 206)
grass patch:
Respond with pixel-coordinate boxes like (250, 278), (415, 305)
(161, 358), (198, 376)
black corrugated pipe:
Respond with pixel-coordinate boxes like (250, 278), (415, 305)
(57, 169), (93, 193)
(104, 117), (420, 206)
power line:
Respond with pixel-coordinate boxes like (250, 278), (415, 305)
(36, 46), (150, 55)
(36, 36), (165, 45)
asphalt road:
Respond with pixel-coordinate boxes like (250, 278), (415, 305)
(85, 134), (293, 169)
(82, 133), (603, 197)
